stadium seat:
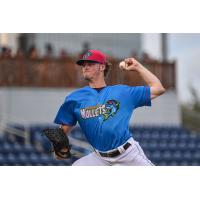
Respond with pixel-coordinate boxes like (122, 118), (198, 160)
(132, 131), (140, 140)
(0, 136), (4, 144)
(177, 141), (187, 151)
(157, 141), (168, 151)
(168, 141), (177, 151)
(187, 141), (196, 152)
(168, 161), (179, 166)
(179, 161), (189, 166)
(151, 131), (160, 140)
(22, 144), (38, 155)
(37, 154), (50, 165)
(138, 140), (148, 150)
(162, 150), (172, 161)
(147, 141), (158, 151)
(7, 153), (18, 166)
(33, 131), (52, 153)
(1, 142), (12, 154)
(172, 150), (182, 162)
(159, 132), (170, 141)
(150, 151), (161, 163)
(28, 153), (39, 165)
(141, 131), (151, 140)
(17, 153), (30, 165)
(158, 161), (168, 166)
(170, 131), (179, 141)
(0, 155), (7, 165)
(179, 133), (189, 141)
(193, 151), (200, 162)
(12, 143), (23, 155)
(191, 161), (200, 166)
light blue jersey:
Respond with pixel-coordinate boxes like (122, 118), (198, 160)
(54, 85), (151, 151)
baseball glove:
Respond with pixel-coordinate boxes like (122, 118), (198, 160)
(42, 128), (71, 159)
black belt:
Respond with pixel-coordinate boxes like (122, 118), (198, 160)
(97, 142), (131, 158)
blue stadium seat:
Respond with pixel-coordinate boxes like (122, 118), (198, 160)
(45, 156), (58, 165)
(179, 133), (189, 141)
(191, 161), (200, 166)
(147, 141), (158, 151)
(17, 153), (30, 165)
(170, 131), (179, 141)
(157, 141), (168, 151)
(7, 153), (18, 166)
(193, 151), (200, 162)
(172, 150), (182, 162)
(0, 137), (4, 144)
(139, 140), (149, 150)
(150, 151), (161, 163)
(133, 131), (141, 140)
(177, 141), (187, 151)
(187, 141), (196, 152)
(34, 132), (52, 153)
(22, 144), (38, 155)
(56, 159), (72, 166)
(151, 131), (160, 140)
(37, 154), (52, 165)
(168, 141), (177, 151)
(162, 150), (172, 161)
(0, 154), (7, 165)
(141, 131), (151, 140)
(1, 142), (12, 154)
(158, 161), (168, 166)
(12, 143), (23, 155)
(159, 132), (170, 141)
(168, 161), (179, 166)
(179, 161), (189, 166)
(28, 153), (39, 165)
(196, 142), (200, 150)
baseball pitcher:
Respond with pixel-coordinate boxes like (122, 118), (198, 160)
(45, 49), (165, 166)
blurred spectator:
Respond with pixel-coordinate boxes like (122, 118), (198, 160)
(59, 49), (68, 59)
(45, 43), (53, 58)
(28, 45), (39, 59)
(141, 52), (153, 63)
(79, 41), (90, 57)
(1, 46), (12, 58)
(15, 48), (25, 59)
(130, 50), (138, 60)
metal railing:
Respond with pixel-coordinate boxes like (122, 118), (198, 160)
(0, 116), (31, 145)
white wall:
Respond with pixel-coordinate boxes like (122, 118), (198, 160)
(0, 87), (181, 126)
(132, 90), (181, 126)
(142, 33), (162, 60)
(0, 87), (73, 124)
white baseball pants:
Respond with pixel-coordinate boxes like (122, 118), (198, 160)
(72, 137), (154, 166)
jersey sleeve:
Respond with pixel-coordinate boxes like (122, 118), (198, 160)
(54, 97), (77, 126)
(124, 85), (151, 108)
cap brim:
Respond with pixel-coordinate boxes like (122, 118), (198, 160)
(76, 59), (100, 66)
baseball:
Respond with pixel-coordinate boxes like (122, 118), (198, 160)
(119, 61), (126, 69)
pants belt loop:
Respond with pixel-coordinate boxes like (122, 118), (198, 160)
(117, 145), (126, 154)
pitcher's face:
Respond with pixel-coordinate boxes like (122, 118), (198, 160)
(81, 61), (102, 81)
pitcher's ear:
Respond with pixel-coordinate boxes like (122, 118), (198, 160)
(100, 64), (106, 71)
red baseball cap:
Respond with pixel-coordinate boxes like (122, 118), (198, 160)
(76, 49), (106, 66)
